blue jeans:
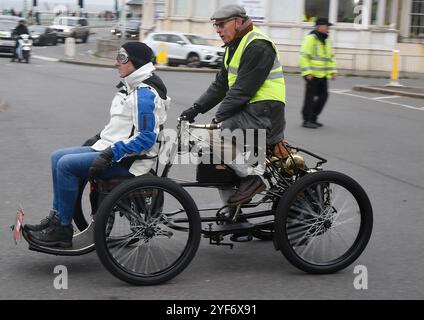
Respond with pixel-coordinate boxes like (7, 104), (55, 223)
(51, 146), (133, 225)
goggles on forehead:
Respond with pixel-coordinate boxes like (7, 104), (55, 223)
(116, 51), (129, 64)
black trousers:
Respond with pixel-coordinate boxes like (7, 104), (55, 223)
(301, 77), (328, 122)
(12, 40), (19, 59)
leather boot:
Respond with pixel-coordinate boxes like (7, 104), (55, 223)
(227, 175), (266, 205)
(28, 224), (73, 248)
(24, 210), (60, 232)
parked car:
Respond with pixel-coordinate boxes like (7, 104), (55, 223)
(0, 19), (17, 56)
(111, 19), (141, 39)
(144, 32), (224, 68)
(50, 17), (89, 43)
(29, 25), (58, 46)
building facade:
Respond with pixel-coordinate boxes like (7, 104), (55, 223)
(155, 0), (424, 73)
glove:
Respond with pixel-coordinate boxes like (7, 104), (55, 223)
(180, 103), (201, 123)
(211, 118), (219, 124)
(82, 133), (101, 147)
(88, 147), (114, 179)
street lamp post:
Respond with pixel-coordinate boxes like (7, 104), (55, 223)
(120, 0), (126, 45)
(23, 0), (28, 19)
(140, 0), (154, 41)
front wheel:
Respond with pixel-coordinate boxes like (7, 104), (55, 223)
(23, 51), (30, 63)
(274, 171), (373, 274)
(94, 176), (201, 285)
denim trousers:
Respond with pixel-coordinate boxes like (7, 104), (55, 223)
(51, 146), (133, 225)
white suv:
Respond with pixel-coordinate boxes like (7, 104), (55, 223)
(144, 32), (224, 68)
(50, 17), (89, 43)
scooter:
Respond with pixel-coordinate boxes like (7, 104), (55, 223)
(14, 34), (32, 63)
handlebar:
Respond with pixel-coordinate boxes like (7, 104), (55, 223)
(187, 123), (220, 130)
(177, 117), (221, 130)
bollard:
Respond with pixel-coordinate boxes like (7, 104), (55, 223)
(387, 49), (403, 87)
(64, 37), (76, 59)
(156, 42), (169, 66)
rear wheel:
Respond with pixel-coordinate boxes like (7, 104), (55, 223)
(94, 176), (201, 285)
(274, 171), (373, 274)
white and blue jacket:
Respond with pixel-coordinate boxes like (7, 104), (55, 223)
(92, 62), (170, 176)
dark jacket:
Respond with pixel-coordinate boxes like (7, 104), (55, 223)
(194, 36), (285, 145)
(13, 24), (30, 37)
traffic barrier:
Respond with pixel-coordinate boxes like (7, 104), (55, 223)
(387, 49), (403, 87)
(156, 42), (169, 66)
(64, 37), (76, 59)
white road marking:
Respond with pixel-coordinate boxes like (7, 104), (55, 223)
(373, 95), (400, 100)
(330, 89), (424, 111)
(331, 89), (351, 93)
(32, 55), (59, 62)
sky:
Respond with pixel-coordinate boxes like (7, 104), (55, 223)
(0, 0), (117, 12)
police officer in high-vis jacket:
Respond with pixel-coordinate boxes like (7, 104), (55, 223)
(180, 4), (286, 206)
(299, 17), (337, 129)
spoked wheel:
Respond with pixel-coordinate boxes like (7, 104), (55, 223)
(274, 171), (373, 274)
(94, 176), (201, 285)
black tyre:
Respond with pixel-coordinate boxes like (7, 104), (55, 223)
(274, 171), (373, 274)
(94, 176), (201, 285)
(186, 53), (200, 68)
(23, 51), (30, 63)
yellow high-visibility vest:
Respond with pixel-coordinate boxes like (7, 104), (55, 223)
(224, 26), (286, 104)
(299, 33), (337, 78)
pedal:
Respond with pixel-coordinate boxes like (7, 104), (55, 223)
(202, 222), (255, 237)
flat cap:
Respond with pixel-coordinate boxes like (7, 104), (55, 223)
(210, 4), (247, 20)
(315, 17), (333, 26)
